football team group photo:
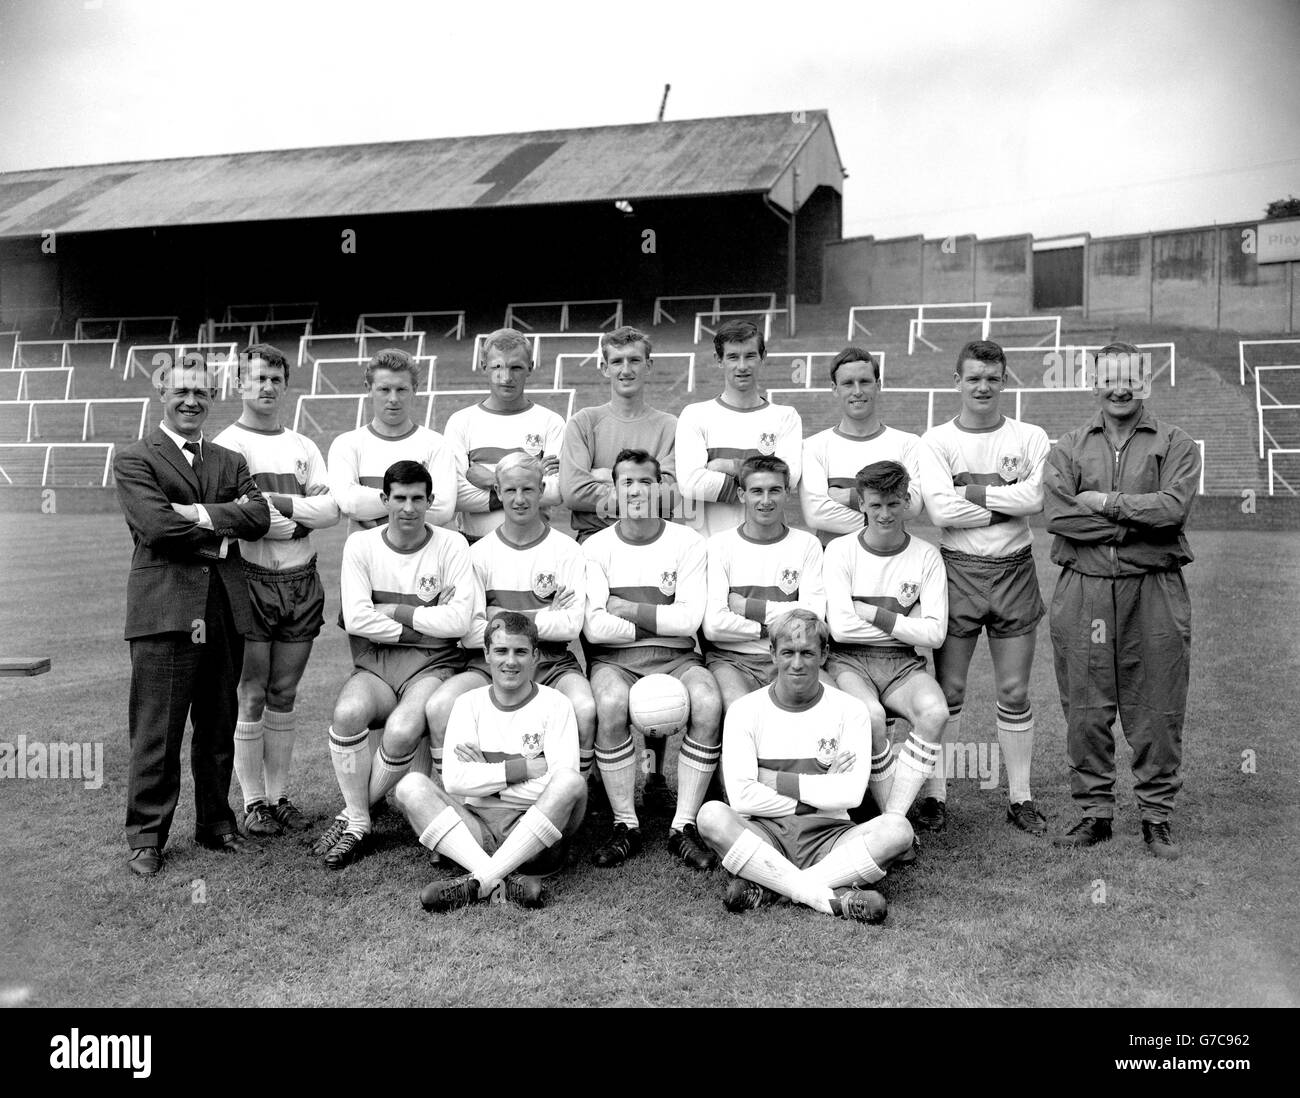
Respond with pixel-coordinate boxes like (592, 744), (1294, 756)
(2, 1), (1296, 1029)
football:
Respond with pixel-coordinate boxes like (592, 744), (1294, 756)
(628, 674), (691, 739)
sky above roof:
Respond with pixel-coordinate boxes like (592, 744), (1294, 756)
(1, 0), (1296, 241)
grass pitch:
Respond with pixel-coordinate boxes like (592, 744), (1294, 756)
(1, 514), (1297, 1007)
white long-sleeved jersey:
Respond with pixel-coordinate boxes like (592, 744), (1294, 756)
(212, 421), (339, 570)
(703, 526), (826, 656)
(582, 520), (706, 651)
(800, 424), (923, 546)
(675, 397), (803, 537)
(823, 531), (947, 651)
(443, 683), (579, 809)
(919, 416), (1049, 557)
(465, 526), (586, 654)
(339, 524), (475, 650)
(443, 401), (566, 540)
(722, 684), (871, 822)
(327, 423), (458, 535)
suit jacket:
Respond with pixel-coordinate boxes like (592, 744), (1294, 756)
(114, 428), (271, 640)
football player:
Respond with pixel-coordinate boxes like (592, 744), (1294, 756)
(423, 452), (595, 784)
(444, 328), (565, 545)
(918, 340), (1051, 835)
(823, 461), (949, 819)
(676, 319), (803, 538)
(801, 346), (923, 547)
(696, 608), (913, 922)
(583, 448), (722, 870)
(560, 324), (678, 543)
(311, 460), (475, 869)
(703, 455), (826, 710)
(327, 349), (457, 534)
(214, 344), (339, 837)
(398, 612), (586, 911)
(1045, 342), (1200, 858)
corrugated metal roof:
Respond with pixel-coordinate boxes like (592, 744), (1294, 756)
(0, 111), (842, 239)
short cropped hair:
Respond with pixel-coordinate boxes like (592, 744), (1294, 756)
(769, 608), (830, 656)
(484, 611), (540, 653)
(365, 348), (421, 390)
(855, 459), (910, 499)
(242, 342), (290, 385)
(955, 339), (1006, 377)
(713, 318), (766, 361)
(1096, 340), (1141, 357)
(829, 345), (881, 385)
(382, 459), (432, 497)
(495, 451), (545, 487)
(600, 325), (652, 363)
(481, 328), (533, 370)
(738, 454), (791, 489)
(612, 447), (661, 482)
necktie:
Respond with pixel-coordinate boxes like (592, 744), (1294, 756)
(183, 441), (203, 479)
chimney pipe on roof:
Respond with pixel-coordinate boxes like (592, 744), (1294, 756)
(657, 84), (671, 122)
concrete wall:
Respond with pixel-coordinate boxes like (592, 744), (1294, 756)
(823, 233), (1031, 314)
(975, 235), (1032, 315)
(1085, 221), (1297, 333)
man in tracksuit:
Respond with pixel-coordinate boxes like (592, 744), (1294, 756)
(1044, 342), (1200, 860)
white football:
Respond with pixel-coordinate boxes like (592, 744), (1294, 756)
(628, 673), (690, 739)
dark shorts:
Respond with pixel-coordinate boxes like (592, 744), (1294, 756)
(704, 647), (775, 694)
(587, 643), (704, 688)
(351, 640), (466, 698)
(464, 643), (586, 690)
(744, 814), (856, 870)
(463, 802), (526, 854)
(825, 644), (927, 700)
(941, 545), (1045, 640)
(243, 557), (326, 643)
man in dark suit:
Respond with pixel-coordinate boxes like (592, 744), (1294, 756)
(114, 361), (271, 876)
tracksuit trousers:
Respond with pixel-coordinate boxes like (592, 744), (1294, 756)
(1049, 567), (1191, 822)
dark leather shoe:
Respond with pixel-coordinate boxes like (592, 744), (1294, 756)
(128, 847), (163, 877)
(196, 830), (248, 853)
(1053, 816), (1112, 848)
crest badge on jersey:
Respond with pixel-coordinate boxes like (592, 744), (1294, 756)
(294, 458), (309, 483)
(416, 574), (441, 601)
(757, 432), (777, 455)
(899, 580), (920, 605)
(778, 567), (801, 595)
(999, 454), (1021, 482)
(816, 736), (839, 769)
(659, 570), (677, 596)
(524, 433), (544, 454)
(532, 571), (557, 600)
(520, 732), (543, 760)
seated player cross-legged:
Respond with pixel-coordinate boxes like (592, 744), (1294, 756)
(696, 609), (913, 922)
(312, 459), (475, 869)
(583, 447), (723, 870)
(395, 612), (587, 911)
(424, 452), (596, 787)
(703, 454), (826, 711)
(823, 461), (950, 822)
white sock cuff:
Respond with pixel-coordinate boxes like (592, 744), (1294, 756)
(329, 726), (369, 751)
(900, 733), (941, 774)
(262, 708), (295, 731)
(996, 704), (1033, 732)
(520, 805), (562, 848)
(596, 736), (637, 772)
(679, 735), (721, 771)
(720, 828), (762, 876)
(419, 806), (464, 852)
(234, 719), (262, 740)
(378, 744), (419, 766)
